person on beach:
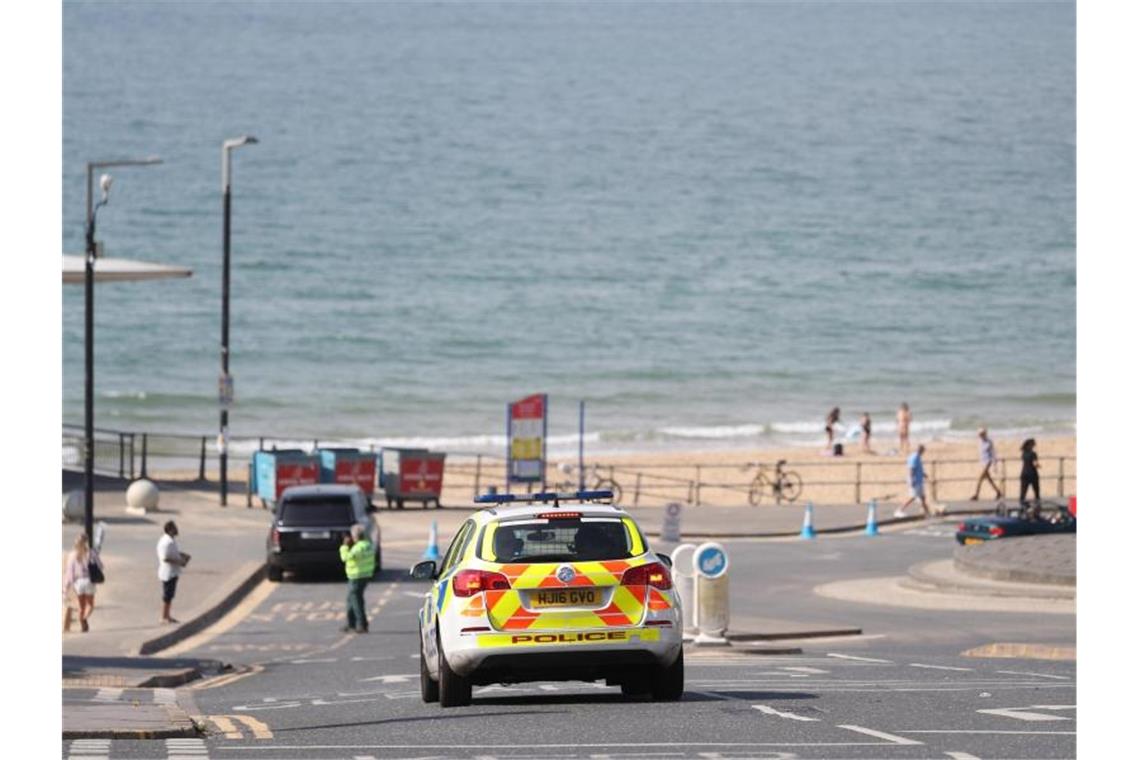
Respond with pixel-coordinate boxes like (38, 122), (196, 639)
(63, 533), (102, 633)
(897, 403), (911, 454)
(896, 444), (931, 518)
(157, 520), (190, 624)
(339, 524), (376, 633)
(860, 413), (872, 453)
(825, 407), (841, 448)
(970, 427), (1003, 500)
(1019, 438), (1041, 516)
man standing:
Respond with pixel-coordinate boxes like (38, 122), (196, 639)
(971, 428), (1003, 500)
(896, 444), (931, 518)
(896, 403), (912, 454)
(339, 524), (375, 633)
(157, 520), (189, 624)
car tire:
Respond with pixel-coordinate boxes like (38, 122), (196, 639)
(437, 630), (471, 707)
(267, 565), (283, 582)
(650, 649), (684, 701)
(420, 634), (439, 703)
(620, 678), (650, 699)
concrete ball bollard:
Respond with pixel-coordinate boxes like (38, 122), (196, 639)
(126, 479), (160, 514)
(62, 490), (84, 522)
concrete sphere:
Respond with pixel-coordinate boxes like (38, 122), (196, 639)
(126, 479), (160, 510)
(62, 490), (84, 522)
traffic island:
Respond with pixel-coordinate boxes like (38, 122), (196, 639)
(63, 704), (200, 740)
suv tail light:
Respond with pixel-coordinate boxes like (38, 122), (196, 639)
(271, 528), (281, 549)
(452, 569), (511, 597)
(988, 525), (1005, 537)
(621, 562), (673, 590)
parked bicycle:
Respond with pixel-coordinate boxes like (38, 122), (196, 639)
(746, 459), (803, 505)
(552, 463), (623, 505)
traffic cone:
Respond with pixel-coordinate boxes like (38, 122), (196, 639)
(800, 501), (816, 539)
(865, 498), (879, 536)
(422, 520), (441, 562)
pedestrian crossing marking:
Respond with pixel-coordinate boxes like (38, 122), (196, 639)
(196, 714), (273, 739)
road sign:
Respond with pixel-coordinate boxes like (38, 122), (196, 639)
(661, 501), (683, 543)
(507, 393), (547, 483)
(694, 541), (729, 579)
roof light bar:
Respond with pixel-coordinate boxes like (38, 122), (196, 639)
(474, 490), (614, 505)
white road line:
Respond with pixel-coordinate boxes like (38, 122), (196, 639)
(977, 705), (1076, 722)
(289, 658), (338, 664)
(67, 738), (111, 759)
(945, 752), (982, 760)
(359, 673), (415, 683)
(908, 663), (974, 671)
(836, 725), (923, 745)
(996, 670), (1071, 680)
(751, 704), (820, 721)
(904, 730), (1076, 735)
(826, 653), (892, 663)
(779, 666), (829, 674)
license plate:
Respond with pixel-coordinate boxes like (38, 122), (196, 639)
(531, 588), (601, 608)
(301, 531), (331, 540)
(963, 537), (983, 545)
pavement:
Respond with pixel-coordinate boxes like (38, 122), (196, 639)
(60, 470), (1074, 738)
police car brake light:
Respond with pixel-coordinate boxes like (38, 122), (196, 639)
(539, 512), (581, 519)
(621, 562), (672, 590)
(453, 569), (511, 597)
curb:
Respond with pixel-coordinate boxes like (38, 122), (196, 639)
(642, 511), (996, 540)
(137, 667), (203, 688)
(63, 706), (199, 740)
(138, 563), (266, 656)
(907, 561), (1074, 600)
(953, 555), (1075, 587)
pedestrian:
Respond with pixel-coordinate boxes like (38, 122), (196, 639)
(860, 412), (872, 453)
(970, 427), (1003, 500)
(157, 520), (190, 624)
(825, 407), (841, 448)
(897, 403), (911, 454)
(1019, 438), (1041, 516)
(895, 444), (931, 518)
(339, 524), (376, 633)
(63, 533), (103, 633)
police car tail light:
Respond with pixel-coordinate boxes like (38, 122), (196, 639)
(989, 525), (1005, 537)
(453, 569), (511, 597)
(621, 562), (672, 590)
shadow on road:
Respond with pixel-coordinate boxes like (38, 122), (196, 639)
(272, 709), (558, 733)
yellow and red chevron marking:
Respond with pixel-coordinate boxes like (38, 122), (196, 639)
(648, 587), (673, 611)
(460, 594), (485, 617)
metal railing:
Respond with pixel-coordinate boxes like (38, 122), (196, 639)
(62, 424), (1075, 507)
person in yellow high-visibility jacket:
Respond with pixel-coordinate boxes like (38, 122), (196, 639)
(339, 524), (375, 633)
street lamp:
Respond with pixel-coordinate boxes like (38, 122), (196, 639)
(219, 135), (258, 506)
(84, 156), (162, 545)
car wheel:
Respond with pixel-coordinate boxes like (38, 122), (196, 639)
(650, 648), (684, 701)
(620, 677), (650, 699)
(420, 633), (439, 703)
(437, 630), (471, 707)
(267, 565), (283, 582)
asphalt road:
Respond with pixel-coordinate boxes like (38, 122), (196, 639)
(63, 522), (1077, 759)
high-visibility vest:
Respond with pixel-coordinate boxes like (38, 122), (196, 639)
(339, 539), (375, 579)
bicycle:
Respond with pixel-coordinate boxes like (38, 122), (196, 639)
(746, 459), (803, 505)
(551, 463), (623, 505)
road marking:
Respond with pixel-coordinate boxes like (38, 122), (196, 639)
(976, 705), (1075, 722)
(229, 701), (303, 711)
(193, 665), (264, 690)
(197, 714), (274, 739)
(67, 738), (111, 759)
(909, 663), (973, 672)
(751, 704), (819, 721)
(779, 666), (829, 674)
(311, 697), (379, 706)
(93, 687), (123, 702)
(996, 670), (1071, 680)
(905, 730), (1076, 735)
(945, 753), (982, 760)
(359, 673), (415, 683)
(836, 725), (923, 745)
(289, 658), (338, 664)
(207, 715), (242, 739)
(826, 653), (892, 663)
(166, 737), (209, 758)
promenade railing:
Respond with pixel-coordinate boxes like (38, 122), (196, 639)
(61, 424), (1074, 507)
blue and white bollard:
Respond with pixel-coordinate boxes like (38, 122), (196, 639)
(422, 520), (441, 561)
(800, 501), (816, 539)
(865, 498), (879, 536)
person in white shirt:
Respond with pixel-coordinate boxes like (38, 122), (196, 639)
(157, 521), (190, 624)
(970, 427), (1003, 501)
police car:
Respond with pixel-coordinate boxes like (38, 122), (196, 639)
(411, 491), (684, 707)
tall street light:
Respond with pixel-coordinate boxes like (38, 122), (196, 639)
(219, 135), (258, 506)
(84, 156), (162, 545)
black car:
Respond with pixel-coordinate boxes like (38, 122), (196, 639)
(955, 502), (1075, 545)
(267, 484), (381, 581)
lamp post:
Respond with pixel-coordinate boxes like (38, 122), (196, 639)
(219, 135), (258, 506)
(83, 157), (162, 545)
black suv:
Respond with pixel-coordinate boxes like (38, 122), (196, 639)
(267, 484), (381, 581)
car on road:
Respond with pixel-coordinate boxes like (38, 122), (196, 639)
(411, 491), (684, 707)
(266, 484), (381, 581)
(955, 502), (1075, 545)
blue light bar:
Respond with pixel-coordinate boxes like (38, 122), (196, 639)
(475, 490), (614, 505)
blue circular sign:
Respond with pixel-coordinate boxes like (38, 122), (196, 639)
(694, 542), (729, 579)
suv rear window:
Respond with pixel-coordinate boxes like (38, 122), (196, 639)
(480, 518), (637, 563)
(279, 496), (354, 526)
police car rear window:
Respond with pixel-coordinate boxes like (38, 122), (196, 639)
(481, 519), (634, 563)
(279, 496), (354, 526)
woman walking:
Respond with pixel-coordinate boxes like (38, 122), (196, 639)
(63, 533), (102, 633)
(1019, 438), (1041, 516)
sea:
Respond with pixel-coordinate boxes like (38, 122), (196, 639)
(61, 1), (1075, 458)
